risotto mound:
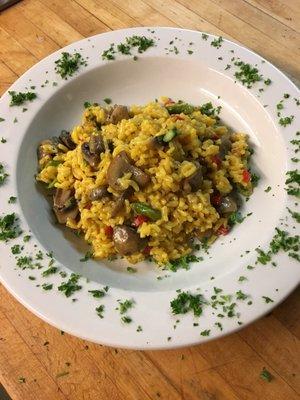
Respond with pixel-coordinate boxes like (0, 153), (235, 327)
(36, 98), (254, 265)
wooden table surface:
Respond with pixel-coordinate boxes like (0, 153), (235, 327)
(0, 1), (299, 399)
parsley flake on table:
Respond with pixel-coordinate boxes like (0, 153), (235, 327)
(260, 367), (273, 382)
(58, 273), (82, 297)
(170, 291), (207, 316)
(55, 52), (87, 79)
(9, 91), (37, 106)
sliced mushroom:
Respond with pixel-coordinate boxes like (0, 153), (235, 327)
(107, 151), (150, 191)
(107, 105), (130, 124)
(113, 225), (148, 255)
(53, 188), (79, 224)
(89, 133), (105, 154)
(37, 138), (59, 161)
(111, 187), (134, 217)
(59, 130), (76, 150)
(183, 163), (203, 193)
(89, 186), (110, 201)
(81, 133), (105, 169)
(218, 194), (237, 214)
(219, 134), (232, 159)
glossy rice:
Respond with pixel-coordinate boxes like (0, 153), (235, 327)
(37, 99), (253, 265)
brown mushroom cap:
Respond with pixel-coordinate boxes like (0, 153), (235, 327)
(113, 225), (148, 255)
(107, 105), (130, 124)
(59, 130), (76, 150)
(218, 194), (238, 214)
(107, 151), (150, 191)
(183, 163), (203, 193)
(89, 186), (110, 201)
(53, 188), (79, 224)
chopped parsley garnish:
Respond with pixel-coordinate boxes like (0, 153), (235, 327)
(118, 299), (134, 314)
(127, 266), (137, 273)
(23, 235), (31, 242)
(0, 117), (5, 122)
(42, 266), (58, 277)
(84, 101), (91, 108)
(1, 137), (7, 143)
(55, 52), (87, 79)
(0, 213), (21, 241)
(200, 102), (222, 117)
(285, 170), (300, 197)
(200, 329), (210, 336)
(121, 316), (132, 324)
(58, 273), (82, 297)
(283, 93), (290, 99)
(238, 276), (247, 282)
(215, 322), (223, 331)
(9, 91), (37, 106)
(13, 117), (18, 123)
(187, 50), (193, 55)
(264, 78), (272, 85)
(28, 276), (36, 281)
(102, 36), (155, 60)
(95, 305), (105, 318)
(228, 212), (245, 226)
(170, 291), (207, 316)
(11, 244), (22, 254)
(167, 254), (201, 272)
(251, 173), (260, 186)
(255, 248), (272, 265)
(269, 228), (299, 259)
(103, 97), (112, 104)
(234, 61), (262, 88)
(260, 367), (273, 382)
(279, 115), (294, 127)
(88, 289), (106, 298)
(236, 290), (248, 300)
(136, 325), (143, 332)
(16, 256), (33, 269)
(201, 33), (208, 40)
(0, 163), (9, 186)
(262, 296), (274, 303)
(80, 250), (93, 262)
(210, 36), (223, 49)
(264, 186), (272, 193)
(42, 283), (53, 290)
(8, 196), (17, 204)
(287, 207), (300, 223)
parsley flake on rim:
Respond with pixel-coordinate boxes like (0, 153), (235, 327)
(0, 163), (9, 186)
(260, 367), (273, 382)
(0, 213), (21, 241)
(170, 291), (207, 317)
(55, 52), (87, 79)
(58, 273), (82, 297)
(9, 91), (37, 106)
(210, 36), (223, 49)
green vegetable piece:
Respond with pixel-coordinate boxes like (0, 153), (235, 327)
(166, 102), (195, 115)
(132, 202), (162, 221)
(163, 128), (178, 142)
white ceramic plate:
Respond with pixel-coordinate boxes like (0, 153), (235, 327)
(0, 27), (299, 349)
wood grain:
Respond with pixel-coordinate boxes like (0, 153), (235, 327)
(0, 1), (299, 399)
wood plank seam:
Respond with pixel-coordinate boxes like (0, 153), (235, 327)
(0, 310), (69, 400)
(237, 331), (300, 395)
